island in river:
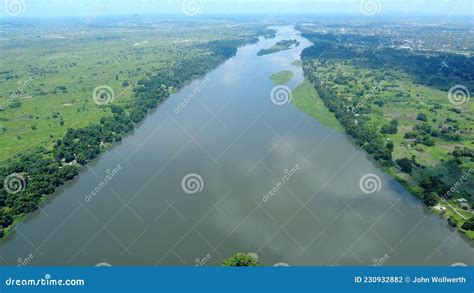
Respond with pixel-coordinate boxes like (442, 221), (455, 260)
(257, 39), (300, 56)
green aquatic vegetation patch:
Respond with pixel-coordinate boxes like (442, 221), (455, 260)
(292, 79), (343, 131)
(270, 71), (294, 85)
(292, 60), (303, 67)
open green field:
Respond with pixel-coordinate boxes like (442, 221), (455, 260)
(300, 24), (474, 238)
(292, 79), (343, 131)
(0, 19), (263, 164)
(0, 18), (268, 238)
(270, 70), (294, 85)
(313, 61), (473, 174)
(302, 42), (474, 238)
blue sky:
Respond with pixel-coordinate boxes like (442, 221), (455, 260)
(1, 0), (472, 17)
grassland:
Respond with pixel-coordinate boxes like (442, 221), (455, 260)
(298, 19), (474, 238)
(0, 18), (263, 164)
(0, 17), (268, 238)
(270, 71), (294, 85)
(292, 79), (343, 131)
(303, 57), (474, 238)
(312, 61), (473, 173)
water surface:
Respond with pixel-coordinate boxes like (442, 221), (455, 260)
(1, 26), (472, 266)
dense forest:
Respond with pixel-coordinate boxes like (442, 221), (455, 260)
(301, 32), (474, 91)
(0, 37), (257, 238)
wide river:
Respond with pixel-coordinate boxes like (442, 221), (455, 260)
(1, 26), (472, 266)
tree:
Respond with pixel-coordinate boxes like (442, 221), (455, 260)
(57, 165), (79, 181)
(0, 38), (257, 237)
(419, 176), (446, 194)
(381, 119), (398, 134)
(448, 218), (458, 228)
(386, 141), (394, 152)
(416, 113), (428, 122)
(420, 135), (435, 146)
(0, 211), (13, 228)
(423, 192), (439, 207)
(461, 218), (474, 231)
(396, 158), (413, 173)
(223, 253), (258, 267)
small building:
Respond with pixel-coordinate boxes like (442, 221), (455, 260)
(457, 198), (468, 204)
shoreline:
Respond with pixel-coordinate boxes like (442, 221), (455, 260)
(0, 34), (263, 241)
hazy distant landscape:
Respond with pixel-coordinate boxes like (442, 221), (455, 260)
(0, 0), (472, 267)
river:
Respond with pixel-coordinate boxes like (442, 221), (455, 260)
(1, 26), (472, 266)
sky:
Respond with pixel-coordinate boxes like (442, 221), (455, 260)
(0, 0), (472, 18)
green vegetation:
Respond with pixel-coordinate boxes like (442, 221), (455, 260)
(300, 28), (474, 239)
(223, 253), (259, 267)
(257, 39), (300, 56)
(261, 28), (277, 39)
(423, 192), (439, 206)
(461, 218), (474, 231)
(292, 60), (303, 67)
(0, 19), (264, 162)
(270, 71), (294, 85)
(0, 19), (266, 239)
(292, 79), (343, 131)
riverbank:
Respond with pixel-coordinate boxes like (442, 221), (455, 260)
(0, 30), (263, 240)
(1, 25), (472, 266)
(292, 79), (343, 132)
(299, 32), (474, 240)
